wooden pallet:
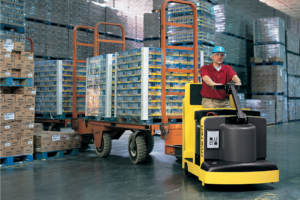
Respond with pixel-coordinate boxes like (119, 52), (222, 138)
(34, 149), (78, 160)
(0, 77), (33, 87)
(0, 154), (33, 167)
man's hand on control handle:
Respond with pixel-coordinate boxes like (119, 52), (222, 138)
(202, 75), (222, 87)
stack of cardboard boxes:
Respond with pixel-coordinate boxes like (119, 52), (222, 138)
(0, 40), (35, 158)
(34, 131), (81, 152)
(0, 87), (36, 157)
(0, 39), (34, 79)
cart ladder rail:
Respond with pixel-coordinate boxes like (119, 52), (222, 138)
(161, 0), (199, 124)
(72, 25), (96, 118)
(94, 22), (125, 56)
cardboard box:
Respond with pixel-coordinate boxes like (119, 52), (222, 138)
(11, 121), (21, 129)
(23, 103), (35, 112)
(34, 123), (43, 132)
(14, 146), (23, 155)
(12, 102), (23, 112)
(250, 57), (263, 63)
(11, 69), (20, 77)
(21, 136), (33, 146)
(21, 120), (34, 129)
(2, 138), (11, 148)
(71, 140), (81, 149)
(13, 129), (23, 138)
(15, 112), (24, 120)
(23, 61), (34, 71)
(12, 87), (36, 96)
(58, 141), (65, 150)
(4, 130), (14, 138)
(21, 69), (34, 78)
(3, 58), (14, 69)
(25, 96), (35, 104)
(3, 147), (14, 157)
(34, 144), (50, 152)
(11, 52), (20, 60)
(0, 87), (11, 94)
(16, 94), (25, 103)
(0, 103), (11, 113)
(11, 138), (20, 147)
(61, 133), (71, 141)
(0, 148), (3, 157)
(269, 57), (284, 62)
(2, 113), (15, 121)
(65, 140), (73, 149)
(24, 112), (34, 121)
(14, 60), (24, 69)
(23, 129), (33, 137)
(0, 52), (11, 59)
(34, 133), (52, 144)
(13, 42), (25, 51)
(0, 68), (11, 76)
(21, 52), (34, 61)
(0, 94), (4, 103)
(0, 130), (3, 139)
(2, 40), (14, 52)
(70, 133), (80, 141)
(4, 94), (15, 103)
(49, 142), (59, 151)
(23, 145), (33, 154)
(0, 121), (11, 130)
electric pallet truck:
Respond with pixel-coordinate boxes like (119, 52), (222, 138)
(182, 83), (279, 186)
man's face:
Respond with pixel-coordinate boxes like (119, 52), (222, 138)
(211, 53), (225, 65)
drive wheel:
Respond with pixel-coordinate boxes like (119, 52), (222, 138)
(145, 134), (154, 154)
(128, 134), (147, 164)
(185, 162), (192, 177)
(95, 133), (112, 157)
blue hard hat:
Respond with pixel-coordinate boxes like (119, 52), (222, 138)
(212, 46), (225, 54)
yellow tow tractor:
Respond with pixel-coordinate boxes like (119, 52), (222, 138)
(182, 83), (279, 186)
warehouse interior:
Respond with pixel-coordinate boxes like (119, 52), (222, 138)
(1, 0), (300, 199)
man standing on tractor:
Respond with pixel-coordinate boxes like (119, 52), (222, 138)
(200, 46), (242, 108)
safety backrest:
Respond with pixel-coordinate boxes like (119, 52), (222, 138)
(190, 84), (203, 105)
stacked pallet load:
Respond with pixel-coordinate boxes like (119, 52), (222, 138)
(0, 0), (25, 40)
(251, 17), (288, 124)
(33, 130), (80, 160)
(34, 61), (86, 118)
(0, 40), (35, 164)
(286, 30), (300, 121)
(245, 100), (276, 125)
(143, 12), (161, 48)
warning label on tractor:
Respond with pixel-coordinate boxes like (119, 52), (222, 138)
(207, 130), (219, 149)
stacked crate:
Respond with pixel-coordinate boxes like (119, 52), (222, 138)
(245, 99), (276, 125)
(252, 17), (288, 124)
(143, 12), (161, 48)
(286, 30), (300, 121)
(34, 61), (86, 116)
(34, 131), (81, 153)
(0, 40), (35, 158)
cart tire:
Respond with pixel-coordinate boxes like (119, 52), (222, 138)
(185, 162), (192, 177)
(48, 124), (60, 131)
(95, 133), (112, 157)
(146, 134), (154, 154)
(128, 134), (147, 164)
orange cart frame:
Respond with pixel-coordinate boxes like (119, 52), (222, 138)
(160, 0), (198, 156)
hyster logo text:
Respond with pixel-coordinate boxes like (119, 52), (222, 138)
(200, 125), (204, 157)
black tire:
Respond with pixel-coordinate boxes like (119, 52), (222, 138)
(175, 156), (182, 161)
(48, 124), (60, 131)
(95, 133), (112, 157)
(128, 134), (147, 164)
(185, 162), (192, 177)
(145, 134), (154, 154)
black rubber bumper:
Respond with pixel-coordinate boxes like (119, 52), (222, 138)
(201, 160), (278, 172)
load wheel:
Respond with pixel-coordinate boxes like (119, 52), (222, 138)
(95, 133), (112, 157)
(145, 133), (154, 154)
(185, 162), (192, 177)
(128, 134), (147, 164)
(48, 124), (60, 131)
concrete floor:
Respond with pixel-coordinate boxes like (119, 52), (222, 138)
(1, 122), (300, 200)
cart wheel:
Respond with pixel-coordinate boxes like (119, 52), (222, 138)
(145, 134), (154, 155)
(128, 134), (147, 164)
(95, 133), (112, 157)
(185, 162), (192, 177)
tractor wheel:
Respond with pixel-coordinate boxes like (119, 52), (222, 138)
(95, 133), (112, 157)
(128, 134), (147, 164)
(185, 162), (192, 177)
(145, 134), (154, 154)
